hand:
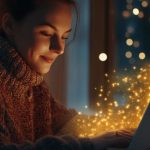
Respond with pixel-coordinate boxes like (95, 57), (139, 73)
(90, 129), (135, 150)
(34, 136), (70, 150)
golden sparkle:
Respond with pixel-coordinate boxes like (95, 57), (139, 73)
(76, 64), (150, 138)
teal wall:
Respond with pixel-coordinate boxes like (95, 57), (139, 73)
(66, 0), (90, 111)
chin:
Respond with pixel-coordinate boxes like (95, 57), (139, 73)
(36, 66), (51, 75)
(39, 69), (51, 75)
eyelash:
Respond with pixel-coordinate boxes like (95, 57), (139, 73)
(40, 31), (69, 40)
(62, 37), (69, 40)
(40, 31), (52, 37)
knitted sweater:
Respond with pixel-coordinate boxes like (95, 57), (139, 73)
(0, 36), (93, 150)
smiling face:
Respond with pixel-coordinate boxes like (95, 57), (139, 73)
(10, 1), (73, 74)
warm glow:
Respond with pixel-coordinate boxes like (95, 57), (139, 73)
(125, 51), (132, 59)
(99, 53), (108, 62)
(126, 38), (133, 46)
(139, 52), (146, 60)
(122, 11), (130, 18)
(133, 8), (140, 15)
(138, 12), (144, 18)
(76, 64), (150, 138)
(141, 1), (149, 7)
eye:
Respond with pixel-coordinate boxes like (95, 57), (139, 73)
(62, 32), (71, 40)
(40, 31), (52, 37)
(62, 36), (69, 40)
(62, 34), (70, 40)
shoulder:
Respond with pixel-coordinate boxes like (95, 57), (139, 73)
(32, 80), (77, 118)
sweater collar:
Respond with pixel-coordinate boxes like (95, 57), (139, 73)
(0, 35), (43, 90)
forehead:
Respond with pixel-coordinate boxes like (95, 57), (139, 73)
(25, 1), (73, 29)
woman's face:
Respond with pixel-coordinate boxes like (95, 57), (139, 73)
(11, 2), (72, 74)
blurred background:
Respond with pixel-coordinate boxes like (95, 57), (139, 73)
(45, 0), (150, 112)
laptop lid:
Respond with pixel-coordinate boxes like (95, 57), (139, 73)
(128, 103), (150, 150)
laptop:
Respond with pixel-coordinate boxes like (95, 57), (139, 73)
(108, 103), (150, 150)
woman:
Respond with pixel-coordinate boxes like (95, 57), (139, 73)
(0, 0), (133, 149)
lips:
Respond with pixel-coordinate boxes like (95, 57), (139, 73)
(41, 56), (54, 64)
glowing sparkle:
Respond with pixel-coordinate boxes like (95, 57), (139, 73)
(126, 38), (133, 46)
(114, 101), (119, 107)
(98, 94), (102, 97)
(104, 97), (108, 101)
(133, 8), (140, 15)
(96, 102), (101, 107)
(99, 53), (108, 62)
(85, 105), (88, 109)
(78, 112), (82, 115)
(141, 1), (149, 7)
(122, 10), (131, 18)
(76, 64), (150, 138)
(138, 12), (144, 18)
(122, 77), (128, 83)
(125, 51), (132, 59)
(105, 73), (108, 77)
(137, 74), (142, 79)
(133, 66), (136, 70)
(139, 52), (146, 60)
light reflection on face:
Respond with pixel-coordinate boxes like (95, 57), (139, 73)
(12, 2), (72, 74)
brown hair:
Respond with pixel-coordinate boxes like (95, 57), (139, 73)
(0, 0), (76, 32)
(0, 0), (78, 44)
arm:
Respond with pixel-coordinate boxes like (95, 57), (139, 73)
(0, 133), (93, 150)
(0, 93), (19, 149)
(0, 93), (12, 145)
(90, 129), (135, 150)
(0, 83), (134, 150)
(0, 128), (134, 150)
(50, 97), (135, 149)
(0, 90), (93, 150)
(50, 96), (78, 136)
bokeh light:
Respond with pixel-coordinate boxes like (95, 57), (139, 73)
(126, 38), (133, 46)
(125, 51), (132, 59)
(76, 64), (150, 138)
(133, 8), (140, 15)
(99, 53), (108, 62)
(139, 52), (146, 60)
(141, 1), (149, 7)
(138, 11), (144, 18)
(133, 41), (140, 48)
(122, 10), (131, 18)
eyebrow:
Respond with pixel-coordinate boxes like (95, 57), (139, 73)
(38, 22), (72, 33)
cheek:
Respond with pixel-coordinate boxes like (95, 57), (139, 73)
(33, 32), (50, 50)
(27, 35), (50, 58)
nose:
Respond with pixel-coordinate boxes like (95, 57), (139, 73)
(49, 35), (64, 55)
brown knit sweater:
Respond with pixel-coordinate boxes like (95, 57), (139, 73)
(0, 35), (78, 145)
(0, 36), (133, 150)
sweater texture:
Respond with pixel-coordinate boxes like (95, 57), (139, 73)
(0, 35), (78, 146)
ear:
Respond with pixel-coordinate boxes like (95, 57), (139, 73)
(1, 13), (16, 37)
